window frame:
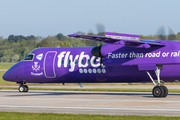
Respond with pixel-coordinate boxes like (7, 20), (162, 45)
(23, 53), (34, 61)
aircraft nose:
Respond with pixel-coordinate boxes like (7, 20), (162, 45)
(3, 70), (12, 81)
(3, 62), (24, 82)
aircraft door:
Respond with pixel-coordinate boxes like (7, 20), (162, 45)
(44, 51), (57, 78)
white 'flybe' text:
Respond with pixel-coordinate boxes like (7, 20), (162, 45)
(57, 51), (101, 72)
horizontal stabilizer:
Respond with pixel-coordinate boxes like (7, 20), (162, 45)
(68, 32), (165, 47)
(105, 32), (140, 40)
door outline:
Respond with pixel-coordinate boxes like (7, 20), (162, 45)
(43, 51), (57, 78)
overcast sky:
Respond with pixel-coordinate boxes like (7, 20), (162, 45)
(0, 0), (180, 38)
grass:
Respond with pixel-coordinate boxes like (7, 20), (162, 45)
(0, 112), (180, 120)
(0, 62), (14, 70)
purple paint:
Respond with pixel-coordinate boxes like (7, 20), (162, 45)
(3, 32), (180, 84)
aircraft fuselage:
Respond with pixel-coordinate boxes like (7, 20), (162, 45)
(3, 42), (180, 84)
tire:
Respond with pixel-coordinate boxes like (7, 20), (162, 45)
(152, 86), (164, 97)
(161, 86), (168, 97)
(19, 86), (25, 92)
(24, 85), (29, 92)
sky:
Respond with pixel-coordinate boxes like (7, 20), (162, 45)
(0, 0), (180, 38)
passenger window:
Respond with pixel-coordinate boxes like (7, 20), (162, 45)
(93, 59), (96, 64)
(68, 60), (71, 65)
(81, 59), (84, 64)
(88, 59), (90, 64)
(75, 59), (78, 64)
(61, 60), (64, 65)
(23, 54), (34, 61)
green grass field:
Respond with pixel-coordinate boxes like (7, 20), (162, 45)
(0, 62), (15, 70)
(0, 112), (179, 120)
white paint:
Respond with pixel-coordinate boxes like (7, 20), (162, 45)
(88, 69), (92, 73)
(84, 69), (87, 73)
(31, 72), (43, 76)
(32, 62), (40, 72)
(64, 51), (70, 67)
(57, 51), (66, 67)
(36, 53), (43, 61)
(97, 68), (101, 73)
(57, 51), (101, 72)
(44, 51), (57, 78)
(102, 69), (106, 73)
(90, 56), (100, 68)
(105, 35), (139, 40)
(79, 68), (83, 73)
(69, 55), (79, 72)
(78, 52), (90, 68)
(93, 69), (96, 73)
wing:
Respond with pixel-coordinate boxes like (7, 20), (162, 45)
(69, 32), (165, 47)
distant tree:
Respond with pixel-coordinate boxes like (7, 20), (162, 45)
(177, 32), (180, 40)
(156, 35), (166, 40)
(28, 35), (36, 40)
(71, 39), (86, 47)
(37, 36), (60, 47)
(8, 35), (36, 43)
(8, 35), (15, 42)
(74, 31), (86, 35)
(0, 36), (3, 40)
(36, 36), (43, 42)
(11, 54), (19, 63)
(140, 35), (156, 40)
(3, 49), (14, 62)
(60, 41), (72, 47)
(23, 48), (31, 59)
(97, 32), (105, 36)
(168, 34), (177, 40)
(56, 33), (64, 40)
(37, 39), (49, 47)
(0, 56), (8, 62)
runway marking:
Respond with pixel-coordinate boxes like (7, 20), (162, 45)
(1, 105), (180, 112)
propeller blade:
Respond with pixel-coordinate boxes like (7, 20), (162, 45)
(155, 25), (166, 40)
(95, 22), (106, 36)
(167, 26), (177, 40)
(87, 29), (94, 35)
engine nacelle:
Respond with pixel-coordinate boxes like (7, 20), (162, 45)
(91, 46), (102, 57)
(91, 44), (123, 58)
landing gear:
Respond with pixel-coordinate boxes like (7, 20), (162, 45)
(18, 83), (29, 92)
(146, 65), (168, 98)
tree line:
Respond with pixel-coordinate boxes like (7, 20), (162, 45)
(0, 31), (180, 63)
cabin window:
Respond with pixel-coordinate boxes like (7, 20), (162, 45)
(88, 59), (90, 64)
(23, 54), (34, 61)
(75, 59), (78, 64)
(68, 60), (71, 65)
(81, 59), (84, 64)
(93, 59), (96, 64)
(61, 60), (64, 65)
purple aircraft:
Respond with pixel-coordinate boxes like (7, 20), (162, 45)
(3, 32), (180, 97)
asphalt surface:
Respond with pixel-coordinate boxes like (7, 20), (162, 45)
(1, 90), (180, 116)
(1, 85), (180, 89)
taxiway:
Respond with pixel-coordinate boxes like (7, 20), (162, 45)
(1, 84), (180, 89)
(0, 90), (180, 116)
